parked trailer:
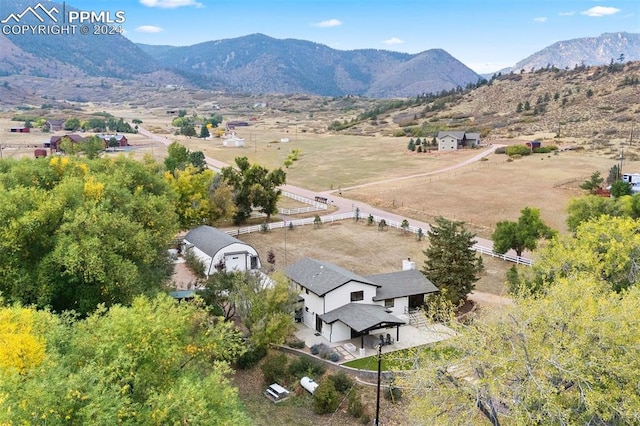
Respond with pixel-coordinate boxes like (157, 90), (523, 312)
(622, 173), (640, 185)
(300, 376), (319, 394)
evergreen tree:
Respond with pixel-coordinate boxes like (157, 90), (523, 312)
(422, 217), (483, 305)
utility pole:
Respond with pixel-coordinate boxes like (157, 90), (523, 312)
(374, 343), (382, 425)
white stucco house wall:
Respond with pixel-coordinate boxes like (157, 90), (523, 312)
(284, 257), (439, 346)
(182, 225), (261, 275)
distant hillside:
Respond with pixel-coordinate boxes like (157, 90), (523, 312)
(345, 61), (640, 148)
(139, 34), (481, 98)
(0, 0), (159, 79)
(500, 32), (640, 74)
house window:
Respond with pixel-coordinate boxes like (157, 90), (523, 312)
(350, 291), (364, 302)
(385, 299), (394, 308)
(250, 255), (258, 269)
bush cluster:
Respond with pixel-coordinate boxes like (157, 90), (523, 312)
(505, 145), (531, 156)
(235, 345), (267, 370)
(310, 343), (340, 362)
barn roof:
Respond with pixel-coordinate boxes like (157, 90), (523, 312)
(183, 225), (250, 258)
(366, 269), (439, 301)
(284, 257), (379, 297)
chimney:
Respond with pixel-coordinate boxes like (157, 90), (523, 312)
(402, 257), (416, 271)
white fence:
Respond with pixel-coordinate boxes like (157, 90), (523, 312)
(472, 244), (533, 266)
(278, 191), (328, 215)
(226, 212), (534, 266)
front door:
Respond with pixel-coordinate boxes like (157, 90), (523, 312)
(315, 315), (322, 333)
(409, 294), (425, 310)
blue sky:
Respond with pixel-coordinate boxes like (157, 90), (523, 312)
(66, 0), (639, 73)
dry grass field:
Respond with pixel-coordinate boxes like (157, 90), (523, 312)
(238, 220), (514, 296)
(4, 103), (636, 239)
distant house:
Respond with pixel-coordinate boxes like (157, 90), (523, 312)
(47, 134), (85, 153)
(10, 127), (30, 133)
(226, 121), (249, 128)
(182, 225), (261, 275)
(437, 131), (481, 151)
(96, 134), (128, 148)
(45, 119), (65, 132)
(222, 131), (245, 147)
(284, 257), (439, 346)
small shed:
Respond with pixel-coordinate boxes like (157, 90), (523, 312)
(183, 225), (261, 275)
(525, 141), (542, 150)
(10, 127), (30, 133)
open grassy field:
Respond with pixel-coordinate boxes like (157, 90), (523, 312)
(343, 149), (634, 236)
(238, 220), (514, 296)
(4, 103), (636, 239)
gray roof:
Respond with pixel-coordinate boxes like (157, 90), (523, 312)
(465, 132), (481, 140)
(319, 303), (405, 333)
(437, 131), (481, 141)
(284, 257), (379, 297)
(183, 225), (249, 258)
(366, 269), (439, 301)
(437, 131), (466, 140)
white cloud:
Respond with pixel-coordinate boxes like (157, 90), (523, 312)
(581, 6), (620, 17)
(313, 19), (342, 28)
(533, 17), (547, 23)
(558, 11), (575, 16)
(135, 25), (164, 33)
(383, 37), (404, 46)
(139, 0), (203, 9)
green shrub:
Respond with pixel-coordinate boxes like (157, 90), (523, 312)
(347, 390), (364, 418)
(183, 249), (205, 278)
(313, 378), (340, 414)
(261, 353), (289, 385)
(360, 414), (371, 424)
(384, 385), (403, 403)
(288, 356), (326, 379)
(329, 372), (354, 393)
(533, 147), (553, 153)
(235, 345), (267, 370)
(494, 146), (506, 154)
(287, 338), (305, 349)
(505, 145), (531, 156)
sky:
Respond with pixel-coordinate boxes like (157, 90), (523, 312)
(53, 0), (640, 73)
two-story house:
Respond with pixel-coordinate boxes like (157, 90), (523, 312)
(284, 257), (438, 346)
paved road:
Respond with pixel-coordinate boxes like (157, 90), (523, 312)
(139, 127), (507, 252)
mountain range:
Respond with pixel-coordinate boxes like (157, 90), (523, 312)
(499, 32), (640, 75)
(0, 0), (639, 99)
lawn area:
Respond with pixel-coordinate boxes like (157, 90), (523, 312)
(342, 342), (457, 371)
